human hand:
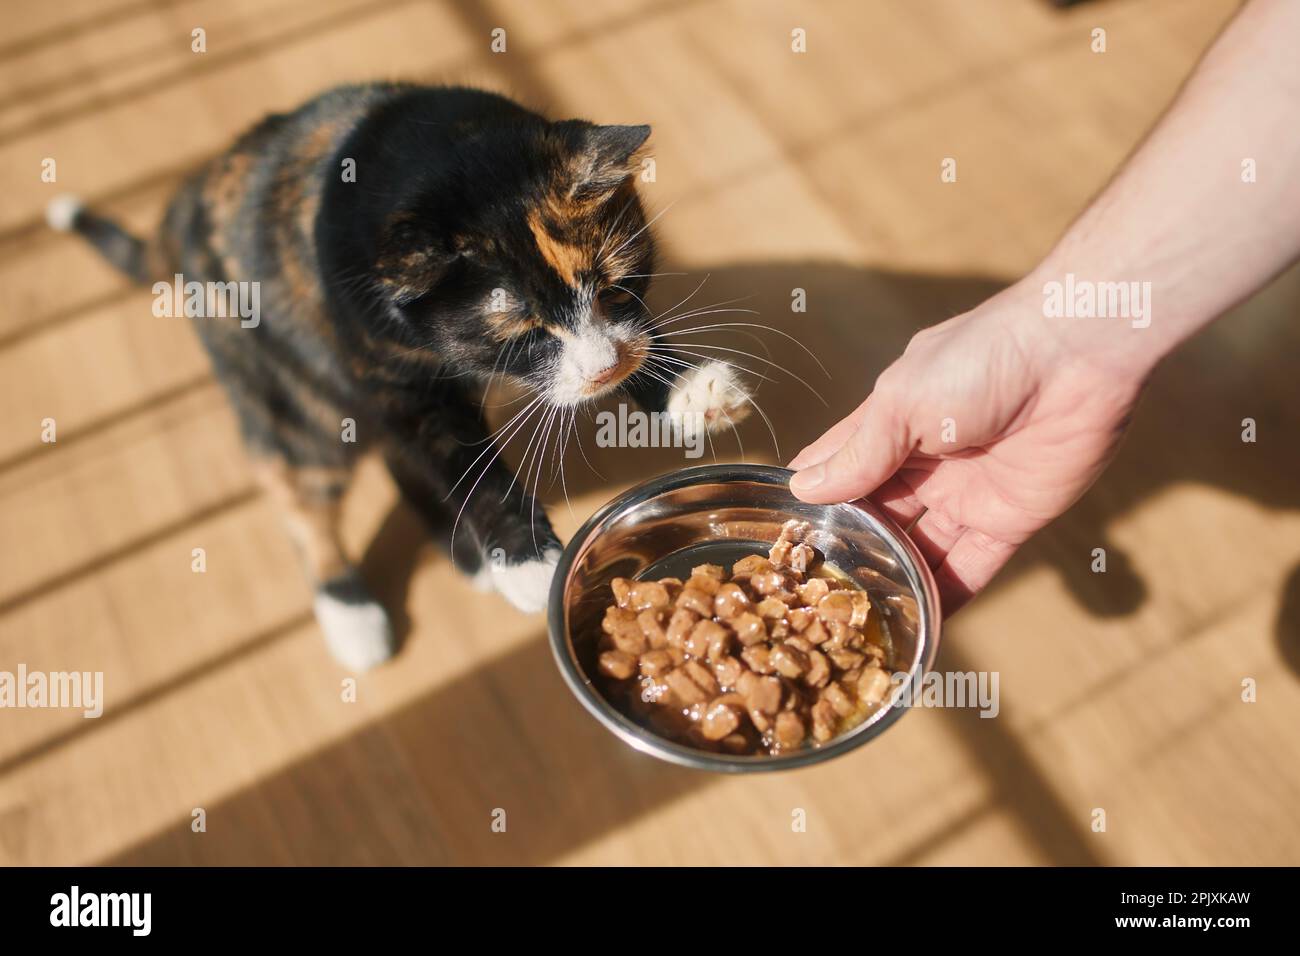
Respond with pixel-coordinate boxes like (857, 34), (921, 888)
(788, 285), (1145, 614)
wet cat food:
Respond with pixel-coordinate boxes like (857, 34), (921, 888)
(596, 520), (894, 756)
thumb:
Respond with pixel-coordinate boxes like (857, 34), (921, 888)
(789, 393), (913, 504)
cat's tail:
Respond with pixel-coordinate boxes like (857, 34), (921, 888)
(46, 194), (152, 284)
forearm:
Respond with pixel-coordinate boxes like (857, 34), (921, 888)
(1018, 0), (1300, 378)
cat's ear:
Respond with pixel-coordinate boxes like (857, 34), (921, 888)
(374, 212), (458, 305)
(564, 123), (651, 202)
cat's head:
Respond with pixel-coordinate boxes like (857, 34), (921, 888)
(375, 120), (656, 406)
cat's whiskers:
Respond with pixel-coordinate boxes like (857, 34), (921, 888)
(657, 321), (831, 378)
(639, 274), (710, 331)
(448, 395), (548, 553)
(642, 301), (756, 334)
(649, 348), (778, 386)
(518, 403), (562, 557)
(504, 400), (553, 505)
(608, 283), (652, 317)
(571, 406), (604, 481)
(448, 393), (543, 481)
(479, 338), (515, 412)
(719, 407), (745, 462)
(629, 363), (682, 394)
(553, 407), (578, 520)
(615, 271), (687, 280)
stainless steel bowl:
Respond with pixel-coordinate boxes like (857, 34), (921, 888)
(547, 463), (942, 772)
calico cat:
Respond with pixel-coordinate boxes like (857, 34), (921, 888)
(48, 83), (750, 670)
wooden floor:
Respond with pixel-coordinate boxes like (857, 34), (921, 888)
(2, 0), (1298, 866)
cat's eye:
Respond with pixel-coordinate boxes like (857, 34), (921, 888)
(600, 287), (635, 306)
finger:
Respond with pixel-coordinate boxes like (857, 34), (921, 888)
(932, 529), (1019, 616)
(865, 473), (925, 528)
(787, 398), (871, 470)
(789, 394), (912, 504)
(907, 508), (966, 569)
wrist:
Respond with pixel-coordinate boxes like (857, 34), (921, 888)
(965, 270), (1166, 392)
(1013, 249), (1195, 382)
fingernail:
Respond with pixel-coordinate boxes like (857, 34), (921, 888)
(790, 463), (825, 491)
(789, 445), (834, 472)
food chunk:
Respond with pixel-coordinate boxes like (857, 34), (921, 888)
(817, 592), (855, 624)
(637, 609), (667, 648)
(774, 711), (805, 751)
(664, 667), (710, 706)
(744, 675), (784, 715)
(741, 644), (775, 675)
(686, 619), (726, 658)
(797, 577), (830, 606)
(701, 698), (744, 740)
(598, 649), (637, 680)
(768, 519), (812, 570)
(665, 608), (699, 648)
(713, 582), (751, 619)
(805, 649), (832, 688)
(810, 699), (838, 742)
(639, 649), (674, 678)
(675, 587), (713, 616)
(770, 642), (809, 679)
(731, 612), (767, 646)
(822, 681), (856, 717)
(732, 554), (773, 577)
(712, 655), (744, 687)
(858, 667), (892, 704)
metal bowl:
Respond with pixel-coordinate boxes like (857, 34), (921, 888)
(547, 463), (941, 772)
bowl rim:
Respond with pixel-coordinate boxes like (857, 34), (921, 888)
(546, 462), (942, 773)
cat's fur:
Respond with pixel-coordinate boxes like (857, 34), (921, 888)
(50, 83), (749, 670)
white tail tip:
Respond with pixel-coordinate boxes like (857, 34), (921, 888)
(46, 194), (84, 232)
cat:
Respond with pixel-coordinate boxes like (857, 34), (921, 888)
(48, 83), (750, 670)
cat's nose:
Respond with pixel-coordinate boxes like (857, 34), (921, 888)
(588, 339), (636, 389)
(589, 357), (623, 386)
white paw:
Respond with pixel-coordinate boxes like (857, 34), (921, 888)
(313, 591), (396, 672)
(487, 549), (561, 613)
(46, 194), (84, 232)
(667, 361), (751, 435)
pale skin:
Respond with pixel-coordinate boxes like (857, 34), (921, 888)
(789, 0), (1300, 613)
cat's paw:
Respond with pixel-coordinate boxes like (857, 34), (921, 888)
(667, 361), (752, 435)
(485, 549), (562, 613)
(313, 575), (396, 672)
